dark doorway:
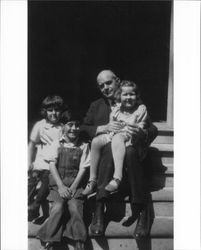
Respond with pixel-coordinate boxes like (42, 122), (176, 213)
(28, 0), (171, 125)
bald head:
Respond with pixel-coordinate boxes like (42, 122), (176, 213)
(96, 69), (120, 99)
(97, 70), (117, 84)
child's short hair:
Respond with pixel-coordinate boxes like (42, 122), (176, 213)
(40, 95), (66, 118)
(115, 80), (142, 105)
(62, 111), (83, 135)
(120, 80), (139, 94)
(67, 111), (83, 125)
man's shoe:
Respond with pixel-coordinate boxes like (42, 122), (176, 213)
(122, 203), (144, 226)
(133, 205), (151, 239)
(90, 202), (104, 236)
(75, 241), (85, 250)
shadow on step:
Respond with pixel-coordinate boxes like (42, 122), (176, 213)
(86, 237), (110, 250)
(143, 147), (169, 192)
(136, 238), (152, 250)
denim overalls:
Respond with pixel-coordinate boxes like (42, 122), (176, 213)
(37, 144), (87, 243)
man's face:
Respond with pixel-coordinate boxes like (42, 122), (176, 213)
(97, 75), (119, 99)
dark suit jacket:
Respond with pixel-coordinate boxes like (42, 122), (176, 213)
(80, 98), (112, 139)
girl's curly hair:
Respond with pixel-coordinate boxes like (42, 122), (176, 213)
(114, 80), (142, 105)
(40, 95), (67, 118)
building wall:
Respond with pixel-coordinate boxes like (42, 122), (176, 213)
(28, 0), (172, 124)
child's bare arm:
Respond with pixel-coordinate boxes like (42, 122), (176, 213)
(28, 141), (37, 170)
(136, 105), (148, 129)
(69, 143), (90, 197)
(69, 168), (87, 197)
(49, 162), (71, 199)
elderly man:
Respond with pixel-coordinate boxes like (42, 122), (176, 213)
(81, 69), (157, 238)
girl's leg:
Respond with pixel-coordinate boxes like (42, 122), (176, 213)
(105, 134), (126, 192)
(89, 135), (108, 181)
(111, 133), (126, 180)
(82, 135), (107, 195)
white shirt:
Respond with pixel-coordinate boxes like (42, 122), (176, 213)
(30, 119), (63, 170)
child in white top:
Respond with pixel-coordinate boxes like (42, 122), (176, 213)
(28, 95), (68, 220)
(82, 80), (149, 195)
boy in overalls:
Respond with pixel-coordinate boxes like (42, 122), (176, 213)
(37, 114), (90, 250)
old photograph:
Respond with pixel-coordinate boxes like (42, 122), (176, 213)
(27, 1), (173, 250)
(2, 1), (201, 250)
(28, 0), (173, 250)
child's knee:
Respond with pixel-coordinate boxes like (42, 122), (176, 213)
(52, 201), (64, 213)
(92, 136), (104, 149)
(112, 134), (124, 144)
(68, 200), (82, 215)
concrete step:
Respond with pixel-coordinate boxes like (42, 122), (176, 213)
(29, 217), (173, 239)
(153, 135), (173, 144)
(150, 175), (173, 188)
(153, 124), (173, 145)
(121, 187), (173, 202)
(101, 217), (173, 238)
(88, 238), (173, 250)
(151, 187), (173, 201)
(148, 144), (173, 167)
(112, 202), (173, 218)
(29, 237), (173, 250)
(149, 202), (173, 217)
(149, 143), (173, 153)
(150, 153), (173, 165)
(163, 163), (173, 175)
(153, 122), (173, 133)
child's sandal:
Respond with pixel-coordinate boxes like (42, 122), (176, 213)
(82, 180), (97, 196)
(105, 178), (121, 193)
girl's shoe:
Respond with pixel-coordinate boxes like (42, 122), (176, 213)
(82, 180), (97, 196)
(105, 178), (121, 193)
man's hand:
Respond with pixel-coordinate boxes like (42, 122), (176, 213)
(126, 124), (146, 141)
(106, 121), (124, 133)
(96, 121), (123, 135)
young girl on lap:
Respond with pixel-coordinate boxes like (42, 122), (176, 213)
(82, 80), (149, 195)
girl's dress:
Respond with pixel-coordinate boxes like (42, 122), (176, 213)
(37, 139), (90, 243)
(110, 103), (148, 145)
(97, 103), (149, 160)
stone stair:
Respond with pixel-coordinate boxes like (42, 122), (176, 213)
(28, 125), (173, 250)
